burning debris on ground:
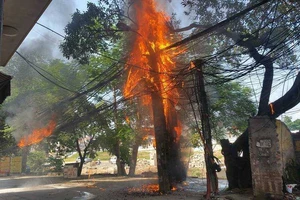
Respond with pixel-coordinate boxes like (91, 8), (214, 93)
(127, 183), (180, 196)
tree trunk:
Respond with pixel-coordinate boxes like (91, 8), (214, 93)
(129, 140), (140, 176)
(151, 91), (171, 193)
(112, 86), (125, 176)
(21, 146), (30, 173)
(77, 161), (84, 177)
(220, 137), (252, 189)
(76, 139), (83, 176)
(221, 73), (300, 190)
(267, 72), (300, 118)
(144, 36), (171, 192)
(115, 140), (124, 176)
(221, 73), (300, 189)
(166, 107), (187, 184)
(76, 136), (93, 177)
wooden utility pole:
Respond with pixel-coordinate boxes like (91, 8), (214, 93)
(194, 60), (218, 198)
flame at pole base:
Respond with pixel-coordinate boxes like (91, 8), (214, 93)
(18, 119), (57, 148)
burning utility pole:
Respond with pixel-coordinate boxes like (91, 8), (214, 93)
(123, 0), (185, 193)
(148, 48), (171, 192)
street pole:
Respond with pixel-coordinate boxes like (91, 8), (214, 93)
(195, 59), (218, 199)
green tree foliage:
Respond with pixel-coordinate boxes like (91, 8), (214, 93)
(283, 116), (300, 131)
(27, 151), (47, 173)
(189, 82), (256, 147)
(47, 156), (64, 172)
(2, 49), (96, 173)
(180, 1), (299, 189)
(210, 82), (256, 135)
(179, 0), (300, 115)
(60, 0), (137, 175)
(60, 1), (123, 64)
(0, 124), (17, 156)
(181, 0), (298, 65)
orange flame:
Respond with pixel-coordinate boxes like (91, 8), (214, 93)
(128, 184), (177, 194)
(270, 103), (275, 114)
(18, 119), (57, 148)
(125, 116), (130, 124)
(124, 0), (182, 142)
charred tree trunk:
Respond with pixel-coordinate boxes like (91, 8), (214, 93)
(220, 136), (252, 189)
(266, 72), (300, 118)
(151, 91), (171, 193)
(147, 46), (171, 193)
(166, 107), (187, 184)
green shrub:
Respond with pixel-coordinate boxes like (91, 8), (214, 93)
(48, 156), (63, 172)
(284, 159), (300, 184)
(27, 151), (47, 173)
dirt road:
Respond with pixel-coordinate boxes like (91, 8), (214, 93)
(0, 173), (258, 200)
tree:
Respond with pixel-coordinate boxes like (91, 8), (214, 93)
(27, 151), (47, 173)
(177, 0), (300, 189)
(60, 1), (146, 177)
(2, 48), (93, 172)
(59, 0), (299, 193)
(55, 111), (107, 176)
(283, 116), (300, 132)
(210, 82), (256, 136)
(60, 1), (123, 65)
(0, 106), (17, 156)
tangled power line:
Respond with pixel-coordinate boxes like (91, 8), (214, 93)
(14, 0), (300, 129)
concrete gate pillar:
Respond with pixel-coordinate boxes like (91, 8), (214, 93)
(249, 116), (283, 199)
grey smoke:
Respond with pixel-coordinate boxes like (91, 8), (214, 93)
(2, 0), (81, 141)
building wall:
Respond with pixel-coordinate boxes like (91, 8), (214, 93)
(276, 120), (295, 168)
(249, 117), (284, 199)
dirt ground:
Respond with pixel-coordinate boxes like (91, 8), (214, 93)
(1, 173), (300, 200)
(0, 174), (251, 200)
(1, 160), (299, 200)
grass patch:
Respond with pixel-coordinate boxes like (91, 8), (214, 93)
(95, 151), (111, 161)
(64, 150), (156, 163)
(64, 151), (112, 163)
(64, 153), (78, 163)
(187, 167), (205, 178)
